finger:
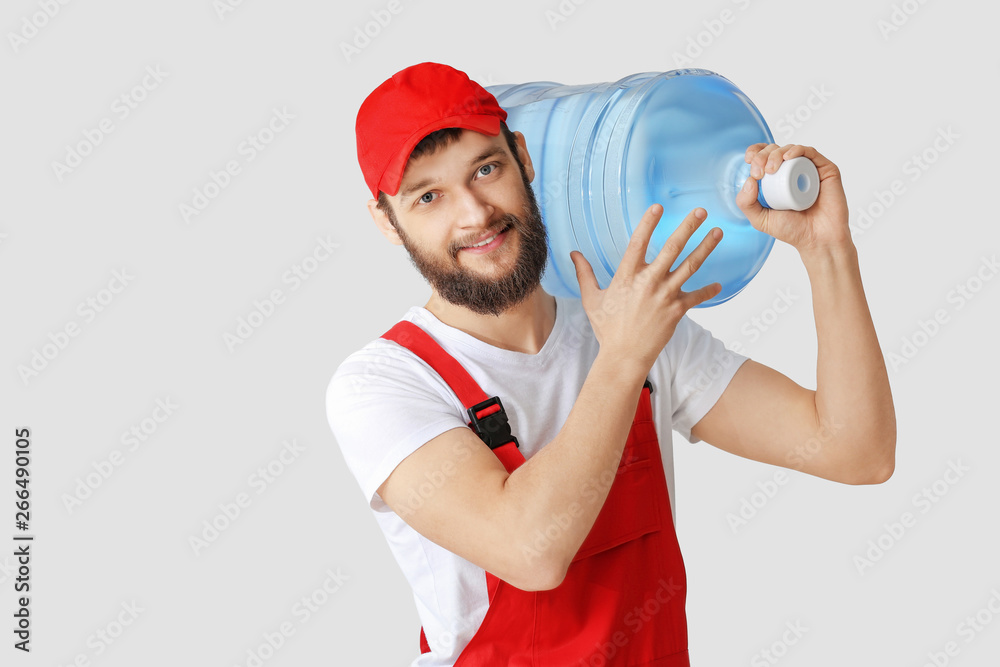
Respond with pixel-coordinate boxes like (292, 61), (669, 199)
(735, 174), (767, 232)
(764, 145), (840, 187)
(774, 144), (827, 165)
(788, 145), (837, 178)
(780, 144), (809, 161)
(764, 144), (797, 174)
(749, 143), (780, 179)
(681, 281), (724, 309)
(620, 204), (664, 274)
(570, 250), (600, 300)
(649, 207), (707, 273)
(744, 143), (768, 163)
(666, 226), (723, 288)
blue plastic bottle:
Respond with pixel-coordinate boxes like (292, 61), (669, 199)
(486, 69), (818, 307)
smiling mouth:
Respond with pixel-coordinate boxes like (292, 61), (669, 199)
(461, 223), (512, 250)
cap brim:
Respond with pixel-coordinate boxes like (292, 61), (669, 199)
(377, 115), (502, 198)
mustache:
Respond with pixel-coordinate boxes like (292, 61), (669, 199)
(451, 217), (517, 256)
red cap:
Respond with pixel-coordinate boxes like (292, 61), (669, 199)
(356, 62), (508, 199)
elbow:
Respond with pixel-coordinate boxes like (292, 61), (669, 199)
(845, 432), (896, 485)
(509, 543), (569, 592)
(871, 423), (898, 484)
(530, 570), (567, 592)
(841, 459), (893, 486)
(860, 458), (895, 485)
(830, 404), (896, 485)
(506, 567), (565, 593)
(542, 559), (570, 591)
(487, 559), (564, 594)
(519, 554), (568, 592)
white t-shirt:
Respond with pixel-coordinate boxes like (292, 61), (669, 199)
(326, 296), (748, 666)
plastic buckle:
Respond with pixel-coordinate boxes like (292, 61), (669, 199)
(643, 378), (654, 394)
(467, 396), (519, 451)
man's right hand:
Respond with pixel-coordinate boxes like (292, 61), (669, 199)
(378, 207), (724, 592)
(570, 205), (723, 376)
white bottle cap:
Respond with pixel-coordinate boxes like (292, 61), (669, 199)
(759, 156), (819, 211)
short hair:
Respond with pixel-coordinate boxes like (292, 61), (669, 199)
(376, 122), (524, 226)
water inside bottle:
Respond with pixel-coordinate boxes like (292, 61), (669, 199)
(490, 70), (776, 306)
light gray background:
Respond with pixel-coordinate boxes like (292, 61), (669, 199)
(2, 0), (998, 665)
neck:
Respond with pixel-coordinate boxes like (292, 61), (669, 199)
(424, 286), (557, 355)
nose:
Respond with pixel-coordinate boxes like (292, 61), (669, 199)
(453, 186), (496, 233)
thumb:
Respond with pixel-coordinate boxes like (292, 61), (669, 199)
(570, 251), (599, 298)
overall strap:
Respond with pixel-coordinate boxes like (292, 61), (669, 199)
(381, 320), (524, 472)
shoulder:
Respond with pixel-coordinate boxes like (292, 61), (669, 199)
(662, 313), (734, 365)
(326, 325), (458, 415)
(654, 313), (749, 403)
(325, 311), (474, 510)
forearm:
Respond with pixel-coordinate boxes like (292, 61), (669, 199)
(501, 349), (647, 585)
(801, 242), (896, 481)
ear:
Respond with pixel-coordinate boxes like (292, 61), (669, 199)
(513, 131), (535, 183)
(368, 198), (404, 246)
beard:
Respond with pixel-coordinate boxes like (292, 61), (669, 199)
(394, 176), (549, 317)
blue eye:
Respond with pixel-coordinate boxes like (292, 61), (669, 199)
(418, 192), (437, 204)
(477, 164), (496, 177)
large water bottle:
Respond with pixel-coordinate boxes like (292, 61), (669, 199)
(486, 69), (818, 307)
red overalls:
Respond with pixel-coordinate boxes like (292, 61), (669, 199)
(382, 321), (690, 667)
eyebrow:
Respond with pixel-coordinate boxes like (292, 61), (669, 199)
(398, 146), (508, 199)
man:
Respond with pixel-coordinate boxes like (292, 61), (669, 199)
(327, 62), (895, 666)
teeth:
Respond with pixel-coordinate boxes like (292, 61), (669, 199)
(468, 230), (500, 248)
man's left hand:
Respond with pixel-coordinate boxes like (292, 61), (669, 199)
(735, 143), (852, 256)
